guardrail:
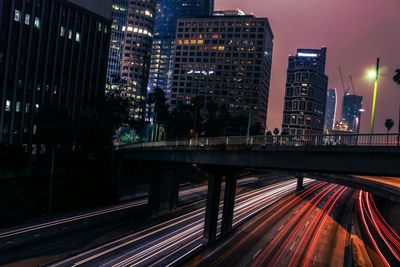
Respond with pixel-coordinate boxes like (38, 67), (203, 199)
(117, 133), (400, 150)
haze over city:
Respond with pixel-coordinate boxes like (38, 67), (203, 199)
(218, 0), (400, 132)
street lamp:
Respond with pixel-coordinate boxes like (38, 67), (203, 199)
(366, 58), (380, 135)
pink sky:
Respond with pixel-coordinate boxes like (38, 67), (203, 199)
(217, 0), (400, 133)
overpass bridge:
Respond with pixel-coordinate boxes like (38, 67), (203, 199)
(113, 133), (400, 245)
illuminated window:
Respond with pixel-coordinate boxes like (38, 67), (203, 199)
(60, 26), (65, 37)
(25, 103), (30, 113)
(34, 17), (40, 29)
(16, 102), (21, 112)
(68, 30), (72, 39)
(5, 100), (11, 112)
(25, 14), (30, 25)
(14, 10), (21, 22)
(75, 32), (80, 42)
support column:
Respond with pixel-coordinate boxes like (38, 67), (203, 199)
(296, 176), (304, 191)
(148, 166), (179, 216)
(148, 174), (161, 215)
(221, 175), (237, 237)
(203, 174), (222, 246)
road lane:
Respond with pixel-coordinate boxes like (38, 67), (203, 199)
(51, 178), (314, 266)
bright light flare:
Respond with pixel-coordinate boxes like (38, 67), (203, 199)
(366, 69), (378, 80)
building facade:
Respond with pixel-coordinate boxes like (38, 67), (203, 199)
(147, 0), (214, 94)
(170, 15), (274, 130)
(282, 48), (328, 135)
(341, 94), (363, 133)
(106, 0), (129, 83)
(120, 0), (156, 120)
(324, 88), (337, 130)
(0, 0), (111, 146)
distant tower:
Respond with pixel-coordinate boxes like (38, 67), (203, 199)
(324, 88), (337, 130)
(119, 0), (157, 121)
(148, 0), (214, 94)
(282, 48), (329, 135)
(107, 0), (130, 83)
(0, 0), (112, 146)
(341, 94), (363, 133)
(170, 13), (274, 131)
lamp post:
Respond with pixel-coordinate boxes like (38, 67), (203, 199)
(368, 58), (380, 134)
(246, 106), (253, 144)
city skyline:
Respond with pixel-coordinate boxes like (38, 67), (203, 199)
(217, 0), (400, 133)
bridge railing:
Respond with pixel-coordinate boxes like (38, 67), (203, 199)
(117, 133), (400, 150)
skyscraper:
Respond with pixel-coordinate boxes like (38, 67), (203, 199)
(147, 0), (214, 94)
(324, 88), (337, 130)
(119, 0), (156, 120)
(106, 0), (130, 83)
(282, 48), (328, 135)
(341, 94), (363, 133)
(170, 14), (274, 130)
(0, 0), (111, 147)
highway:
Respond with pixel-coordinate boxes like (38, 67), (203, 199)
(0, 174), (288, 266)
(49, 178), (313, 266)
(356, 190), (400, 266)
(0, 176), (257, 242)
(193, 182), (356, 266)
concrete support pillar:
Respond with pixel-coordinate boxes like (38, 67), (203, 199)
(203, 174), (222, 246)
(221, 175), (237, 237)
(148, 166), (179, 216)
(148, 175), (161, 215)
(296, 176), (304, 191)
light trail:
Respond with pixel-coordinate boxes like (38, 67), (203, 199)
(252, 183), (338, 265)
(357, 191), (400, 266)
(0, 175), (263, 241)
(51, 178), (314, 266)
(249, 183), (352, 267)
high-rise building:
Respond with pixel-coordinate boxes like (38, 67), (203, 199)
(147, 0), (214, 94)
(170, 14), (274, 130)
(106, 0), (129, 83)
(324, 88), (337, 130)
(282, 48), (328, 135)
(213, 9), (246, 16)
(0, 0), (112, 146)
(120, 0), (156, 120)
(341, 94), (363, 133)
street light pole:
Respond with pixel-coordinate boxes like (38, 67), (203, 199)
(369, 57), (380, 134)
(398, 104), (400, 146)
(48, 145), (55, 214)
(246, 106), (253, 144)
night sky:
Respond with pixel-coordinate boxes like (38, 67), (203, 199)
(217, 0), (400, 133)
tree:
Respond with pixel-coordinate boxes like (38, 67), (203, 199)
(385, 119), (394, 133)
(147, 87), (169, 125)
(168, 103), (197, 139)
(393, 69), (400, 85)
(147, 87), (169, 140)
(385, 118), (394, 144)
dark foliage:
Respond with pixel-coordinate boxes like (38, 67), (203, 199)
(394, 69), (400, 85)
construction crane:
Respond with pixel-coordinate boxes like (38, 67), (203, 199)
(338, 65), (349, 96)
(348, 74), (356, 95)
